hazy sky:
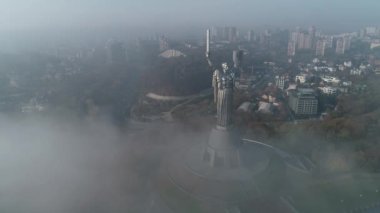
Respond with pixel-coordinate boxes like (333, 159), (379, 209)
(1, 0), (379, 31)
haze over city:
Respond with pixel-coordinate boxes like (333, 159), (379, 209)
(1, 0), (380, 31)
(1, 0), (380, 212)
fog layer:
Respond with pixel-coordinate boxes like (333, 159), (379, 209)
(1, 0), (379, 31)
(0, 115), (186, 213)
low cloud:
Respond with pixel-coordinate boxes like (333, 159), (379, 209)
(0, 114), (190, 213)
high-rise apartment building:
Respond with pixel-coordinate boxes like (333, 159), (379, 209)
(247, 30), (255, 42)
(308, 26), (316, 48)
(343, 36), (351, 50)
(288, 41), (296, 56)
(296, 32), (312, 50)
(335, 36), (351, 54)
(324, 36), (334, 48)
(336, 38), (345, 54)
(316, 39), (326, 56)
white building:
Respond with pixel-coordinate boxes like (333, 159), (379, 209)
(295, 74), (309, 84)
(350, 69), (364, 76)
(338, 87), (349, 93)
(344, 61), (353, 68)
(366, 27), (378, 36)
(296, 75), (306, 84)
(359, 64), (369, 70)
(286, 83), (297, 92)
(319, 86), (337, 95)
(258, 101), (272, 114)
(370, 40), (380, 49)
(321, 76), (340, 84)
(314, 66), (336, 73)
(342, 81), (352, 87)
